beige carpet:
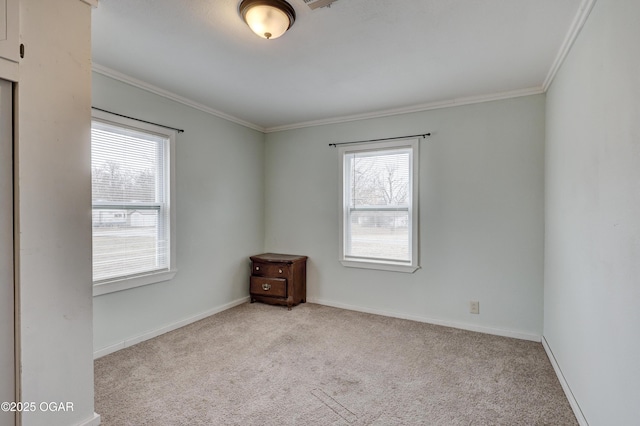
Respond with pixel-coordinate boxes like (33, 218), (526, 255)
(95, 303), (577, 425)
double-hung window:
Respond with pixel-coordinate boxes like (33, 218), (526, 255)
(339, 138), (419, 273)
(91, 110), (176, 295)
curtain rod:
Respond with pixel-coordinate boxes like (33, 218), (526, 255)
(328, 133), (430, 147)
(91, 107), (185, 133)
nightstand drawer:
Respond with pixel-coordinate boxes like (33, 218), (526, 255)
(249, 253), (307, 310)
(252, 262), (288, 278)
(250, 276), (287, 298)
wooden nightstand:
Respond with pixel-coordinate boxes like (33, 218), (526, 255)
(249, 253), (307, 310)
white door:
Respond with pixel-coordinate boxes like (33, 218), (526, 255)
(0, 78), (14, 426)
(0, 0), (19, 63)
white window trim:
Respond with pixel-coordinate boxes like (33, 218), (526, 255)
(91, 109), (177, 296)
(338, 137), (420, 273)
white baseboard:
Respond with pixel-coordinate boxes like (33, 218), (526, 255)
(307, 297), (541, 342)
(541, 336), (589, 426)
(76, 412), (101, 426)
(93, 296), (250, 359)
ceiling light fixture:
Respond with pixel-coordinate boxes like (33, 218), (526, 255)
(239, 0), (296, 40)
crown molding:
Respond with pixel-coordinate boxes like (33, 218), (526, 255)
(91, 0), (596, 135)
(265, 86), (544, 133)
(91, 63), (266, 132)
(92, 64), (543, 135)
(93, 63), (542, 135)
(543, 0), (597, 91)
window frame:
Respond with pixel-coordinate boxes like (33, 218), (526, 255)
(91, 109), (177, 296)
(338, 137), (420, 273)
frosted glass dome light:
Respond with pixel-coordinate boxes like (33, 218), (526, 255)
(239, 0), (296, 40)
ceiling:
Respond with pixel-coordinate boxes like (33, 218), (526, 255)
(92, 0), (583, 131)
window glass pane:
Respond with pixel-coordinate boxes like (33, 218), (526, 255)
(91, 120), (169, 282)
(345, 147), (412, 263)
(349, 149), (410, 208)
(347, 210), (410, 261)
(92, 209), (165, 281)
(92, 121), (165, 204)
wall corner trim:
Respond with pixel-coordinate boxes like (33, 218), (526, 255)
(541, 336), (589, 425)
(76, 412), (101, 426)
(265, 86), (544, 133)
(91, 63), (265, 132)
(93, 296), (251, 359)
(542, 0), (597, 91)
(91, 63), (545, 134)
(308, 298), (542, 342)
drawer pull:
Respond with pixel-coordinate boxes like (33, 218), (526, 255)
(278, 269), (283, 274)
(262, 283), (271, 291)
(256, 266), (260, 271)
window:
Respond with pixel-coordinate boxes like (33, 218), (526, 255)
(339, 138), (419, 273)
(91, 110), (176, 295)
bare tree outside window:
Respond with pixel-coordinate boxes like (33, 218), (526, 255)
(346, 149), (411, 261)
(339, 139), (419, 272)
(92, 161), (156, 203)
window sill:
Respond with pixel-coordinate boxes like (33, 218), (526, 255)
(93, 269), (177, 296)
(340, 259), (420, 273)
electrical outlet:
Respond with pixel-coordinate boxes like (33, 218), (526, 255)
(470, 301), (480, 314)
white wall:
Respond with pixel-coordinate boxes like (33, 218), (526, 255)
(92, 73), (265, 353)
(544, 0), (640, 424)
(16, 0), (97, 425)
(265, 95), (545, 339)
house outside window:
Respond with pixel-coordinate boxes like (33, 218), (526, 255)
(91, 110), (176, 295)
(339, 138), (419, 273)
